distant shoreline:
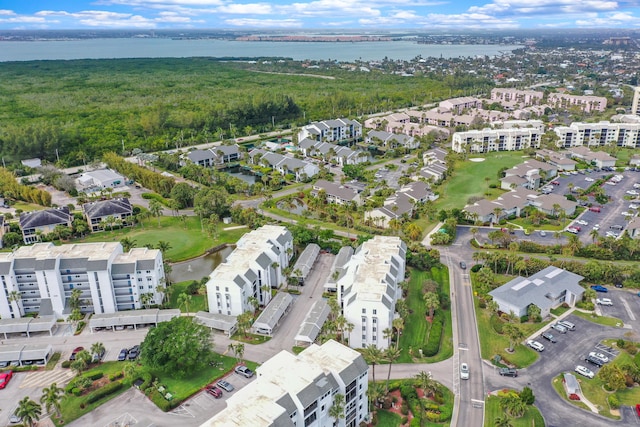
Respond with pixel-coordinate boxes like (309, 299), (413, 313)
(235, 36), (392, 42)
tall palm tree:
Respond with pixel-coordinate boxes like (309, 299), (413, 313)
(384, 346), (401, 393)
(328, 393), (345, 427)
(392, 317), (404, 349)
(362, 345), (383, 385)
(90, 342), (105, 361)
(494, 415), (514, 427)
(16, 396), (41, 427)
(40, 383), (63, 419)
(148, 199), (163, 226)
(423, 292), (440, 318)
(382, 327), (394, 347)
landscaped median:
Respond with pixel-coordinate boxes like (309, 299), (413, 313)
(484, 389), (544, 427)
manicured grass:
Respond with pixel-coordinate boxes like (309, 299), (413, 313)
(11, 201), (46, 212)
(576, 375), (619, 419)
(573, 311), (624, 328)
(397, 266), (452, 363)
(70, 215), (248, 262)
(580, 351), (640, 409)
(551, 305), (571, 317)
(167, 280), (207, 313)
(484, 394), (545, 427)
(45, 352), (61, 370)
(376, 410), (403, 427)
(551, 374), (591, 412)
(433, 152), (524, 212)
(509, 217), (565, 231)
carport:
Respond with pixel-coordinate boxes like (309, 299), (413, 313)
(194, 311), (238, 337)
(251, 292), (293, 336)
(88, 309), (181, 332)
(291, 243), (320, 285)
(0, 343), (53, 366)
(294, 299), (330, 346)
(0, 316), (57, 339)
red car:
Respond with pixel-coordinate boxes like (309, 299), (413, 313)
(0, 371), (13, 389)
(69, 346), (84, 361)
(551, 181), (560, 185)
(636, 404), (640, 417)
(589, 206), (601, 213)
(206, 385), (223, 398)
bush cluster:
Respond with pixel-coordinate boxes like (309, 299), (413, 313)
(86, 381), (123, 404)
(423, 311), (444, 357)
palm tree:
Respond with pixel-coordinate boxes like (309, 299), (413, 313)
(503, 324), (525, 352)
(148, 199), (163, 226)
(119, 237), (137, 252)
(384, 346), (401, 393)
(16, 396), (41, 427)
(90, 342), (105, 361)
(156, 240), (172, 256)
(40, 383), (63, 419)
(383, 327), (394, 347)
(494, 415), (514, 427)
(392, 317), (404, 349)
(362, 344), (383, 385)
(423, 292), (439, 318)
(177, 292), (192, 315)
(500, 393), (526, 418)
(328, 393), (345, 427)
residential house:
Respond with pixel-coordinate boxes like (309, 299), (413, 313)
(365, 181), (435, 228)
(19, 207), (72, 244)
(186, 145), (241, 167)
(297, 118), (362, 144)
(201, 340), (369, 427)
(311, 180), (361, 205)
(626, 217), (640, 238)
(489, 266), (585, 319)
(438, 96), (482, 114)
(567, 146), (617, 169)
(205, 225), (293, 317)
(502, 159), (557, 190)
(365, 130), (418, 151)
(248, 149), (319, 181)
(0, 242), (164, 319)
(76, 169), (126, 191)
(490, 88), (544, 108)
(337, 236), (406, 350)
(528, 193), (578, 217)
(83, 198), (133, 232)
(298, 139), (368, 166)
(535, 149), (577, 171)
(452, 127), (542, 153)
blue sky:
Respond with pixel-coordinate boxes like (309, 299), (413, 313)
(2, 1), (640, 30)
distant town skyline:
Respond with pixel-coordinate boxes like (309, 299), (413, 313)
(2, 1), (640, 31)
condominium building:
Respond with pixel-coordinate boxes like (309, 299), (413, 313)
(298, 118), (362, 144)
(547, 93), (607, 113)
(490, 88), (544, 108)
(631, 87), (640, 116)
(201, 340), (369, 427)
(452, 127), (541, 153)
(554, 121), (640, 148)
(337, 236), (406, 349)
(206, 225), (293, 317)
(0, 242), (164, 319)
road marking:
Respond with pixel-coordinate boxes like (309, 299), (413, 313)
(622, 299), (636, 321)
(103, 412), (137, 427)
(20, 369), (75, 388)
(170, 405), (195, 418)
(458, 347), (468, 351)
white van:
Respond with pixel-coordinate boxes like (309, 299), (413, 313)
(557, 320), (575, 331)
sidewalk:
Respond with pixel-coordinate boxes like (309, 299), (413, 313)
(422, 221), (443, 247)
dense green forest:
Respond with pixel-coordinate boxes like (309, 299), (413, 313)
(0, 58), (489, 167)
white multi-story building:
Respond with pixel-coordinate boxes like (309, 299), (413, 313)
(547, 93), (607, 113)
(206, 225), (293, 317)
(632, 87), (640, 116)
(554, 121), (640, 148)
(0, 242), (164, 319)
(452, 127), (542, 153)
(337, 236), (406, 350)
(201, 340), (369, 427)
(298, 118), (362, 144)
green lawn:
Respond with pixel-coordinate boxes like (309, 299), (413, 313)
(509, 217), (565, 231)
(167, 280), (207, 313)
(70, 216), (248, 262)
(484, 394), (545, 427)
(376, 410), (403, 427)
(433, 152), (524, 211)
(397, 267), (452, 363)
(551, 305), (571, 317)
(551, 374), (591, 412)
(573, 311), (624, 328)
(579, 351), (640, 410)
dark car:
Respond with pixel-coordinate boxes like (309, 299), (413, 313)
(614, 283), (623, 288)
(591, 285), (608, 293)
(541, 331), (557, 343)
(69, 346), (84, 361)
(206, 385), (223, 398)
(117, 348), (129, 361)
(92, 348), (106, 363)
(459, 261), (466, 270)
(234, 365), (254, 378)
(584, 355), (604, 367)
(128, 345), (140, 360)
(499, 368), (518, 377)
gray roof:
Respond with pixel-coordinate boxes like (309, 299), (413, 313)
(292, 244), (320, 279)
(313, 180), (359, 202)
(0, 344), (53, 363)
(112, 262), (135, 274)
(489, 266), (585, 311)
(187, 149), (215, 162)
(275, 394), (298, 418)
(294, 299), (330, 344)
(253, 292), (293, 332)
(256, 253), (272, 269)
(20, 207), (71, 229)
(0, 316), (57, 335)
(338, 354), (369, 385)
(89, 309), (180, 328)
(194, 311), (238, 333)
(0, 261), (11, 275)
(83, 198), (132, 219)
(296, 374), (338, 408)
(137, 259), (156, 270)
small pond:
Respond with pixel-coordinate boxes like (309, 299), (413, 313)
(169, 245), (235, 283)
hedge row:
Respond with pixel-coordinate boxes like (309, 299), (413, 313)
(423, 311), (444, 357)
(86, 381), (123, 404)
(149, 389), (180, 412)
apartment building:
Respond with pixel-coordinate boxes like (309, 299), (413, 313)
(201, 340), (369, 427)
(451, 127), (541, 153)
(632, 87), (640, 116)
(298, 118), (362, 144)
(205, 225), (293, 317)
(438, 96), (482, 114)
(554, 121), (640, 148)
(19, 207), (72, 244)
(490, 88), (544, 108)
(185, 145), (242, 167)
(0, 242), (164, 319)
(547, 93), (607, 113)
(337, 236), (406, 349)
(83, 198), (133, 232)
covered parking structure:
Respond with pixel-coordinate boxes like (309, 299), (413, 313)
(294, 299), (330, 346)
(88, 309), (181, 332)
(0, 316), (57, 339)
(291, 243), (320, 286)
(194, 311), (238, 337)
(251, 292), (293, 336)
(0, 343), (53, 366)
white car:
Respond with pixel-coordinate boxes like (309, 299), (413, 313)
(589, 352), (610, 363)
(630, 204), (639, 210)
(585, 177), (595, 182)
(593, 224), (600, 231)
(634, 183), (640, 189)
(527, 340), (545, 352)
(626, 190), (638, 196)
(621, 212), (634, 217)
(596, 298), (613, 306)
(566, 227), (579, 234)
(575, 365), (595, 379)
(576, 220), (588, 226)
(539, 230), (547, 237)
(606, 231), (619, 238)
(460, 363), (470, 380)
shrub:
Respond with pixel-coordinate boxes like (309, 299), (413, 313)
(401, 403), (409, 415)
(139, 371), (153, 392)
(61, 361), (71, 369)
(423, 312), (444, 357)
(520, 386), (535, 405)
(433, 391), (445, 405)
(490, 315), (504, 334)
(399, 384), (418, 401)
(608, 394), (620, 409)
(72, 388), (82, 396)
(401, 416), (408, 424)
(86, 381), (123, 404)
(617, 339), (626, 348)
(478, 300), (487, 309)
(85, 371), (103, 381)
(109, 372), (124, 381)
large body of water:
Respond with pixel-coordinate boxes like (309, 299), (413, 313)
(0, 38), (522, 62)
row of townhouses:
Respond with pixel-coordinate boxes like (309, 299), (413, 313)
(452, 126), (542, 153)
(297, 118), (363, 144)
(185, 145), (242, 168)
(364, 181), (437, 229)
(0, 242), (164, 319)
(205, 225), (293, 317)
(298, 139), (368, 166)
(248, 149), (320, 182)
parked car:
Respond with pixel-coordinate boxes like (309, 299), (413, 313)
(539, 230), (547, 237)
(589, 206), (601, 213)
(593, 224), (600, 231)
(557, 320), (576, 331)
(551, 323), (568, 334)
(589, 352), (610, 363)
(128, 345), (140, 360)
(591, 285), (608, 293)
(566, 227), (579, 234)
(0, 370), (13, 389)
(234, 365), (254, 378)
(499, 368), (518, 377)
(527, 340), (545, 352)
(551, 180), (560, 185)
(117, 348), (129, 361)
(216, 380), (234, 392)
(69, 346), (84, 361)
(636, 404), (640, 417)
(9, 412), (21, 424)
(0, 361), (8, 368)
(575, 365), (595, 379)
(460, 363), (469, 380)
(610, 224), (624, 231)
(596, 298), (613, 306)
(92, 348), (106, 363)
(206, 385), (223, 398)
(541, 331), (557, 343)
(576, 220), (588, 226)
(585, 354), (605, 367)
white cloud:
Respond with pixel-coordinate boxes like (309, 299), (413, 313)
(0, 10), (16, 16)
(281, 0), (381, 17)
(217, 3), (273, 14)
(469, 0), (620, 16)
(224, 18), (303, 27)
